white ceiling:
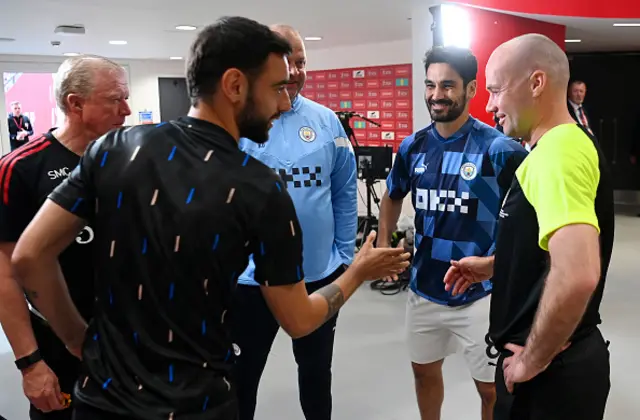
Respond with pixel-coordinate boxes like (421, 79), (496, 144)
(0, 0), (639, 60)
(0, 0), (412, 60)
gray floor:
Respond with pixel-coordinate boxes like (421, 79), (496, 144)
(1, 215), (639, 419)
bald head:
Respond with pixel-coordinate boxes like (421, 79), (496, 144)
(269, 24), (307, 101)
(489, 33), (569, 91)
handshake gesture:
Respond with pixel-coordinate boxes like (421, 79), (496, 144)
(352, 231), (412, 281)
(443, 255), (495, 296)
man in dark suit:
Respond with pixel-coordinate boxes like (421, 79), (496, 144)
(7, 101), (34, 151)
(567, 80), (593, 136)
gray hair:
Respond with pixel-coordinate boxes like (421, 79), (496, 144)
(10, 101), (20, 107)
(54, 54), (124, 114)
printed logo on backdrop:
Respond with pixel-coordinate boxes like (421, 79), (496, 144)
(353, 70), (365, 78)
(367, 111), (380, 119)
(299, 126), (316, 143)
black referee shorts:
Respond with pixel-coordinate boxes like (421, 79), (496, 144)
(494, 328), (610, 420)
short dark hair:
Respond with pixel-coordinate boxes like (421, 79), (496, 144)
(569, 79), (586, 87)
(186, 16), (292, 106)
(423, 46), (478, 87)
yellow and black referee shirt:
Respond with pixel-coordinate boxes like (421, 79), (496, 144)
(489, 123), (615, 352)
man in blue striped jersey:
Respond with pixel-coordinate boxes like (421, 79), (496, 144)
(232, 24), (358, 420)
(377, 46), (528, 420)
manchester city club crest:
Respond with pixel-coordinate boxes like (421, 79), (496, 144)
(299, 126), (316, 142)
(460, 162), (478, 181)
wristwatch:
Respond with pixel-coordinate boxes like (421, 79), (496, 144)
(15, 349), (42, 371)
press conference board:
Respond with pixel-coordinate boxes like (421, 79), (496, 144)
(304, 64), (413, 152)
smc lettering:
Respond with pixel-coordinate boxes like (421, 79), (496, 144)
(48, 167), (70, 180)
(415, 188), (470, 214)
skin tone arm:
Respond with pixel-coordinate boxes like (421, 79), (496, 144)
(11, 201), (88, 357)
(376, 191), (404, 248)
(261, 231), (410, 339)
(13, 200), (411, 344)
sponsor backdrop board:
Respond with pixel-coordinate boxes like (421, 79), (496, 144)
(304, 64), (413, 152)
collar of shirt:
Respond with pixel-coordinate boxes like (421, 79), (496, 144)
(568, 100), (582, 112)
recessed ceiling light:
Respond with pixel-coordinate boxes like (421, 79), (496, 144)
(109, 40), (127, 45)
(613, 23), (640, 27)
(170, 56), (183, 60)
(175, 25), (197, 31)
(0, 37), (15, 42)
(63, 52), (81, 56)
(304, 36), (323, 41)
(565, 39), (581, 43)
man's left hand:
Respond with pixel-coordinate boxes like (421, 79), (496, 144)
(501, 343), (543, 393)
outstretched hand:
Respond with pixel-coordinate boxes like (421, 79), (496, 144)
(353, 231), (411, 281)
(443, 256), (494, 296)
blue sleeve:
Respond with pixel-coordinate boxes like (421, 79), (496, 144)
(329, 115), (358, 265)
(385, 136), (413, 200)
(488, 136), (528, 194)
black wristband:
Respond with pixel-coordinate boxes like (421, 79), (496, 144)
(15, 349), (42, 371)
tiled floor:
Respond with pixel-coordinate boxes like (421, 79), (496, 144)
(1, 215), (639, 419)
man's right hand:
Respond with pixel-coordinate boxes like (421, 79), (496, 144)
(22, 360), (65, 412)
(443, 256), (494, 296)
(352, 231), (411, 281)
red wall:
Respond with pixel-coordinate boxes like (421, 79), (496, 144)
(463, 6), (566, 125)
(5, 73), (58, 136)
(452, 0), (640, 18)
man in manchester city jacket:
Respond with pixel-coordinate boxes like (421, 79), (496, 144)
(232, 24), (358, 420)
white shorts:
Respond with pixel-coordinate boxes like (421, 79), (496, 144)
(406, 290), (495, 383)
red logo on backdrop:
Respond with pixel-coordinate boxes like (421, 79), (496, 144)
(382, 111), (395, 119)
(306, 92), (316, 100)
(380, 68), (394, 77)
(366, 80), (380, 89)
(395, 66), (410, 76)
(381, 121), (395, 129)
(305, 64), (413, 149)
(381, 79), (394, 87)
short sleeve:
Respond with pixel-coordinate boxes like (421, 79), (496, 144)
(48, 139), (100, 220)
(386, 136), (413, 200)
(0, 168), (34, 242)
(519, 134), (600, 251)
(250, 179), (304, 287)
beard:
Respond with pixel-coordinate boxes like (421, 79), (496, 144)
(237, 90), (277, 144)
(426, 92), (467, 123)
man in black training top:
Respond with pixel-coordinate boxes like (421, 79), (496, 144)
(9, 16), (410, 420)
(0, 55), (130, 420)
(444, 34), (614, 420)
